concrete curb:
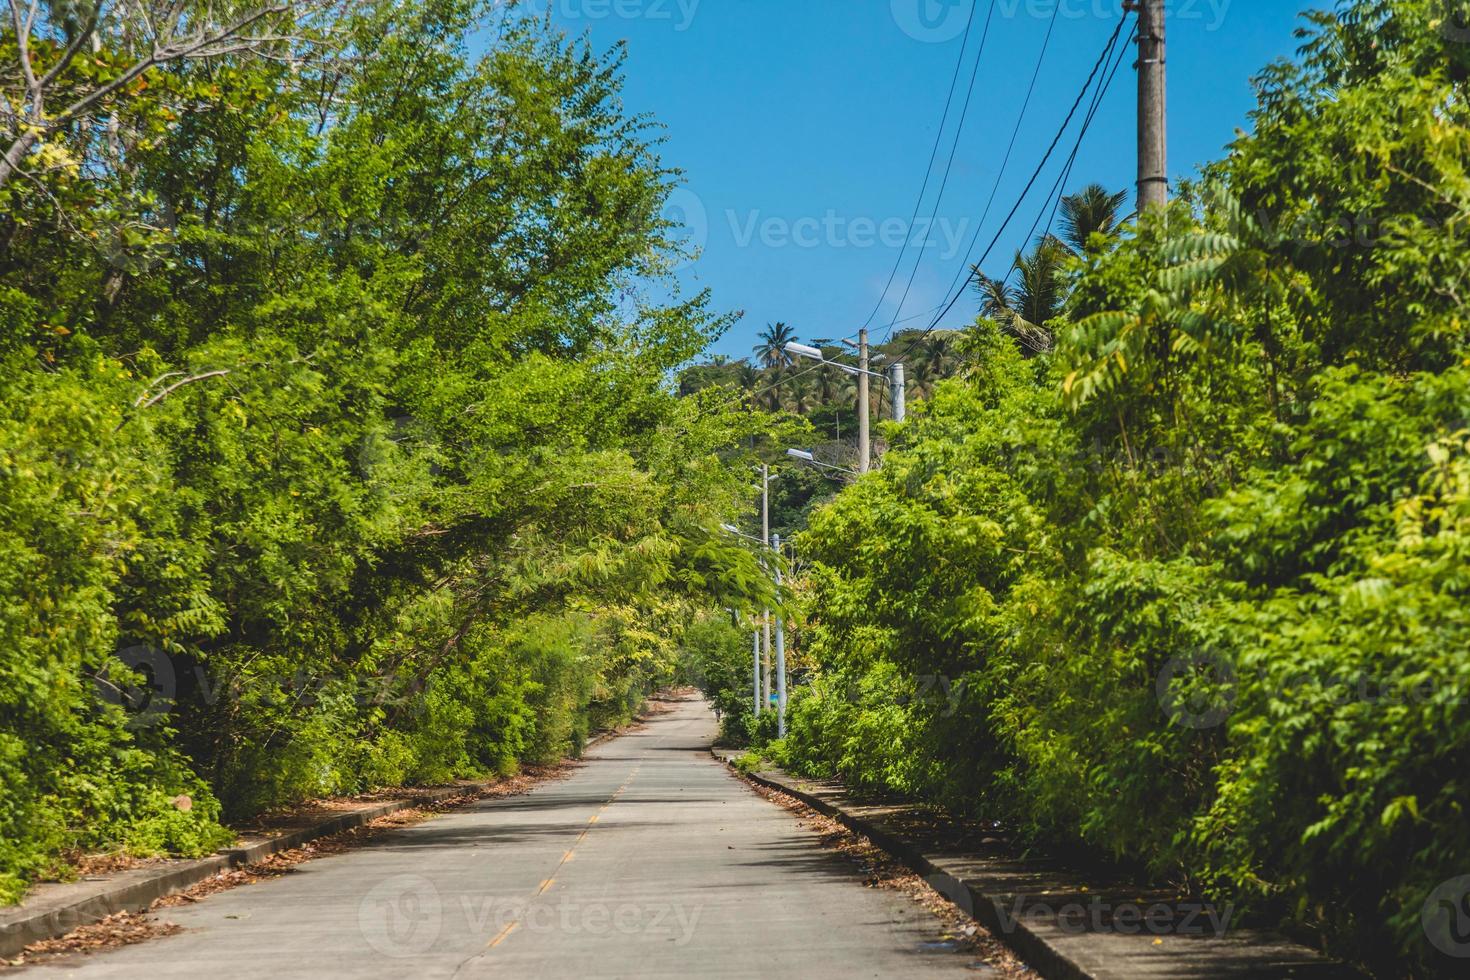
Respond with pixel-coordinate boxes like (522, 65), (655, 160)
(714, 749), (1361, 980)
(0, 781), (489, 958)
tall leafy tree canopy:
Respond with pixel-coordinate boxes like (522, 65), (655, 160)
(0, 0), (776, 902)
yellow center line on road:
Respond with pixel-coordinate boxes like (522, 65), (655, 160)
(486, 921), (518, 949)
(476, 758), (646, 955)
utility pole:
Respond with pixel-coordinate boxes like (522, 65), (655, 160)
(773, 533), (787, 738)
(888, 362), (906, 423)
(857, 327), (871, 474)
(760, 464), (772, 709)
(752, 626), (761, 717)
(1134, 0), (1167, 212)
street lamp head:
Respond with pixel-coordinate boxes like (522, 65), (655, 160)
(785, 449), (815, 462)
(784, 342), (825, 361)
(719, 523), (741, 535)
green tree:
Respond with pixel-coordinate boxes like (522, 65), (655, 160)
(973, 235), (1070, 354)
(754, 321), (797, 368)
(1058, 183), (1130, 255)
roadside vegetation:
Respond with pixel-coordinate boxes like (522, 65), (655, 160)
(0, 0), (780, 904)
(699, 2), (1470, 975)
(8, 1), (1470, 976)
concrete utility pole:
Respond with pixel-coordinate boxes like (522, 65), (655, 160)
(752, 627), (761, 718)
(772, 533), (787, 738)
(857, 328), (871, 474)
(1134, 0), (1167, 211)
(888, 362), (906, 424)
(760, 464), (772, 709)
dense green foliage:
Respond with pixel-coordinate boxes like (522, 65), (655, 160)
(778, 2), (1470, 975)
(0, 1), (776, 903)
(679, 610), (759, 745)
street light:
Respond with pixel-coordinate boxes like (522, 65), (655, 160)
(772, 532), (787, 737)
(719, 521), (772, 717)
(785, 447), (859, 478)
(783, 338), (908, 470)
(719, 519), (794, 731)
(783, 341), (883, 380)
(784, 342), (826, 362)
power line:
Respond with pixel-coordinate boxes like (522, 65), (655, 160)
(926, 1), (1062, 322)
(1024, 20), (1136, 259)
(878, 0), (1001, 344)
(995, 29), (1131, 357)
(856, 0), (982, 335)
(890, 13), (1133, 368)
(746, 12), (1130, 405)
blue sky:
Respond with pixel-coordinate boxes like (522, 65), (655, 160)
(542, 0), (1309, 360)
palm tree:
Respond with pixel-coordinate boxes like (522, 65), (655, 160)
(925, 332), (956, 377)
(973, 235), (1070, 354)
(814, 363), (839, 407)
(975, 274), (1021, 324)
(762, 365), (785, 412)
(736, 359), (760, 390)
(911, 331), (958, 397)
(1059, 184), (1130, 255)
(754, 322), (798, 369)
(789, 371), (819, 414)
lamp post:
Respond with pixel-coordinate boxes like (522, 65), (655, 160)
(785, 447), (859, 478)
(720, 521), (773, 719)
(784, 340), (904, 473)
(772, 532), (787, 737)
(760, 464), (771, 707)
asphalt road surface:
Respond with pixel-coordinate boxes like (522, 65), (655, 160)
(37, 698), (991, 978)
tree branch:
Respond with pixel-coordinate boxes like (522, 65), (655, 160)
(114, 369), (232, 431)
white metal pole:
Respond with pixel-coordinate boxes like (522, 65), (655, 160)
(773, 533), (787, 737)
(752, 626), (761, 717)
(760, 464), (771, 707)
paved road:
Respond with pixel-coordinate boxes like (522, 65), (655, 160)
(38, 699), (988, 978)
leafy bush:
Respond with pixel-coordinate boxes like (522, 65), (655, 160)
(786, 4), (1470, 975)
